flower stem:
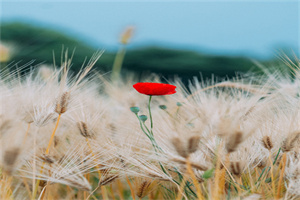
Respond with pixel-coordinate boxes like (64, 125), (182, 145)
(148, 95), (153, 135)
(135, 113), (161, 152)
(135, 98), (196, 198)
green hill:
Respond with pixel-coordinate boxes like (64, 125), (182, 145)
(1, 22), (263, 81)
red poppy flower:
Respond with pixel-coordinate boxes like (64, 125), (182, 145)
(133, 82), (176, 96)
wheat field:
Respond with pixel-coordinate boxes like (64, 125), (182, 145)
(1, 52), (300, 200)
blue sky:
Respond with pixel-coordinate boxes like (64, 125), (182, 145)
(1, 1), (299, 59)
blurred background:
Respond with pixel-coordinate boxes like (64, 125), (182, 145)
(0, 1), (299, 82)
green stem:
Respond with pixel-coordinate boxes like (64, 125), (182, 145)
(255, 148), (281, 188)
(227, 182), (231, 200)
(135, 114), (151, 138)
(142, 121), (151, 135)
(135, 114), (161, 152)
(273, 147), (281, 165)
(135, 114), (169, 178)
(134, 98), (197, 198)
(148, 95), (153, 135)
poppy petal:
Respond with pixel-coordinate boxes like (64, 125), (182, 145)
(133, 82), (176, 96)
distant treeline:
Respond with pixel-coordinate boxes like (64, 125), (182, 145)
(1, 22), (277, 82)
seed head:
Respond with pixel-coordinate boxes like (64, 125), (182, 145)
(55, 91), (70, 114)
(3, 147), (20, 175)
(137, 181), (152, 198)
(225, 131), (243, 153)
(230, 161), (243, 177)
(262, 136), (273, 150)
(77, 121), (94, 138)
(281, 132), (300, 152)
(120, 26), (134, 45)
(99, 175), (118, 186)
(188, 136), (201, 154)
(40, 154), (56, 164)
(171, 137), (189, 158)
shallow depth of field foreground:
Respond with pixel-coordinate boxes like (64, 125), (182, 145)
(1, 54), (300, 200)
